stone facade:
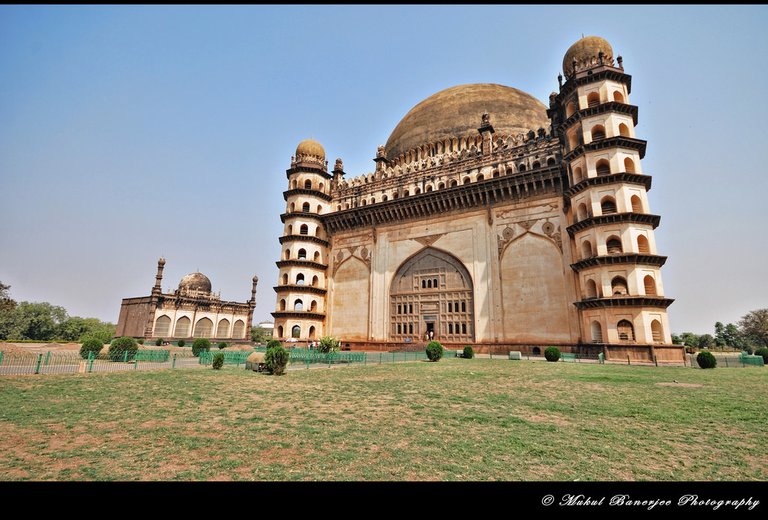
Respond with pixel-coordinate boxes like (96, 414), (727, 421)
(115, 257), (257, 342)
(271, 36), (682, 362)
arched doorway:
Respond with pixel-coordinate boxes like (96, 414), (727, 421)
(389, 248), (474, 342)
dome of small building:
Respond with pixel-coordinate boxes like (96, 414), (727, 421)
(562, 36), (614, 77)
(178, 272), (212, 293)
(384, 83), (549, 162)
(295, 139), (325, 161)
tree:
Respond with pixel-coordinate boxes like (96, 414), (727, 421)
(318, 336), (340, 353)
(58, 317), (115, 343)
(671, 333), (683, 345)
(714, 322), (726, 348)
(250, 326), (273, 344)
(3, 301), (68, 341)
(679, 332), (700, 348)
(738, 309), (768, 349)
(0, 281), (15, 310)
(698, 334), (715, 349)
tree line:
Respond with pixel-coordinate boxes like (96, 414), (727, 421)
(672, 309), (768, 353)
(0, 282), (115, 344)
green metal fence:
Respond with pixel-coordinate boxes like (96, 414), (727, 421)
(686, 353), (766, 368)
(198, 350), (252, 366)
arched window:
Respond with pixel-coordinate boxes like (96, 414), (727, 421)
(317, 205), (322, 214)
(309, 326), (316, 339)
(280, 299), (286, 311)
(426, 280), (432, 289)
(518, 164), (526, 172)
(312, 275), (319, 286)
(300, 224), (309, 235)
(651, 320), (663, 343)
(461, 302), (466, 312)
(361, 199), (367, 206)
(337, 205), (341, 211)
(287, 224), (293, 235)
(319, 182), (324, 191)
(294, 299), (303, 311)
(370, 197), (376, 204)
(613, 91), (625, 103)
(397, 304), (402, 315)
(448, 302), (452, 312)
(600, 196), (617, 215)
(532, 346), (541, 355)
(296, 273), (305, 285)
(232, 320), (245, 339)
(216, 319), (230, 338)
(476, 174), (484, 181)
(449, 323), (453, 334)
(631, 195), (643, 213)
(174, 316), (191, 338)
(393, 193), (399, 199)
(408, 323), (413, 334)
(582, 240), (593, 259)
(397, 324), (402, 334)
(606, 236), (623, 255)
(565, 101), (577, 118)
(313, 251), (321, 262)
(282, 273), (288, 285)
(624, 157), (636, 173)
(298, 248), (307, 259)
(291, 325), (301, 338)
(193, 318), (213, 338)
(462, 323), (467, 334)
(403, 189), (410, 196)
(414, 188), (421, 195)
(290, 202), (296, 213)
(310, 300), (317, 312)
(154, 315), (171, 337)
(637, 235), (650, 254)
(617, 320), (635, 342)
(277, 325), (284, 338)
(409, 304), (413, 314)
(611, 276), (628, 295)
(644, 275), (657, 295)
(463, 177), (471, 185)
(492, 170), (500, 178)
(291, 180), (297, 190)
(591, 321), (603, 343)
(450, 180), (458, 187)
(547, 157), (556, 166)
(382, 195), (388, 201)
(619, 123), (630, 137)
(438, 182), (445, 189)
(573, 166), (583, 183)
(284, 249), (291, 260)
(591, 125), (606, 141)
(596, 159), (611, 176)
(576, 203), (589, 222)
(531, 162), (540, 170)
(304, 179), (312, 190)
(425, 185), (433, 192)
(587, 92), (600, 108)
(585, 279), (598, 299)
(433, 278), (438, 288)
(302, 202), (310, 212)
(421, 280), (426, 289)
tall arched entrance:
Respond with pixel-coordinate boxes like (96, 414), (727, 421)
(389, 248), (474, 343)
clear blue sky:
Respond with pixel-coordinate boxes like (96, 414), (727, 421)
(1, 5), (766, 335)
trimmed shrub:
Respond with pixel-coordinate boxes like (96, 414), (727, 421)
(136, 339), (145, 345)
(177, 339), (185, 347)
(218, 342), (228, 350)
(212, 352), (224, 370)
(697, 351), (717, 369)
(79, 338), (104, 359)
(426, 341), (444, 362)
(108, 336), (138, 362)
(192, 338), (211, 357)
(155, 338), (164, 346)
(462, 345), (474, 359)
(544, 346), (561, 362)
(318, 336), (340, 353)
(265, 344), (289, 375)
(752, 347), (768, 364)
(266, 339), (282, 350)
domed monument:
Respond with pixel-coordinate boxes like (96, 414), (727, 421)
(115, 259), (259, 342)
(273, 36), (681, 363)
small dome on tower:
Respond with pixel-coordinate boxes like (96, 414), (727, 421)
(158, 256), (166, 266)
(563, 36), (614, 77)
(295, 139), (325, 162)
(178, 272), (212, 294)
(252, 275), (259, 283)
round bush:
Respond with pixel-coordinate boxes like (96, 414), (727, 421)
(136, 339), (145, 345)
(79, 338), (104, 359)
(177, 339), (185, 347)
(425, 341), (444, 362)
(265, 345), (289, 375)
(544, 346), (561, 362)
(266, 339), (282, 349)
(754, 347), (768, 364)
(696, 350), (717, 369)
(212, 352), (224, 370)
(155, 338), (164, 346)
(218, 342), (228, 350)
(108, 336), (138, 362)
(463, 345), (474, 359)
(192, 338), (211, 357)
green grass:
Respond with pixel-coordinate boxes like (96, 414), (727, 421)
(0, 359), (765, 481)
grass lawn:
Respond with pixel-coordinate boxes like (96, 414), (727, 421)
(0, 358), (765, 481)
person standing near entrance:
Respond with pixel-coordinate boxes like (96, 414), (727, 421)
(429, 330), (434, 341)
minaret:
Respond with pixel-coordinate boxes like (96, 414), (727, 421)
(246, 275), (258, 336)
(552, 36), (674, 359)
(152, 257), (166, 295)
(271, 139), (330, 342)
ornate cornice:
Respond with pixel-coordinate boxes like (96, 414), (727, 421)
(273, 285), (327, 295)
(574, 296), (674, 310)
(271, 311), (326, 320)
(280, 211), (325, 224)
(557, 102), (638, 134)
(564, 136), (647, 162)
(554, 67), (633, 104)
(567, 212), (660, 237)
(565, 172), (652, 199)
(278, 235), (330, 247)
(285, 165), (332, 180)
(275, 259), (328, 270)
(283, 188), (333, 202)
(570, 253), (667, 272)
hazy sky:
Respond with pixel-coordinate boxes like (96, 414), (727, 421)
(1, 5), (766, 335)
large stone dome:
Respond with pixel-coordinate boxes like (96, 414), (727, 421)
(178, 272), (212, 293)
(295, 139), (325, 161)
(562, 36), (614, 77)
(384, 83), (549, 162)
